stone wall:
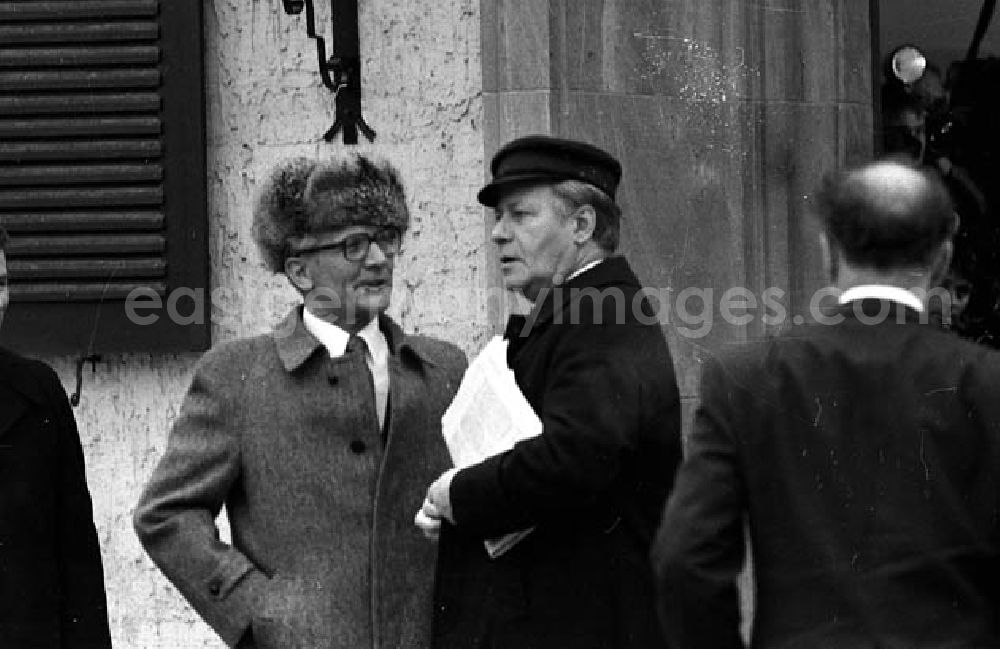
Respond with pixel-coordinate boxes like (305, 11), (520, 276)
(42, 1), (486, 646)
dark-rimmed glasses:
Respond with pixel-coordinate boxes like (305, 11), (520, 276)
(293, 227), (401, 262)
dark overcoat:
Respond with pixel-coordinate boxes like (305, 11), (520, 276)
(134, 308), (465, 649)
(654, 299), (1000, 649)
(0, 346), (111, 649)
(433, 256), (682, 649)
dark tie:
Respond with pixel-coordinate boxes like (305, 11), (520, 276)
(346, 334), (372, 382)
(347, 335), (388, 433)
(346, 334), (368, 359)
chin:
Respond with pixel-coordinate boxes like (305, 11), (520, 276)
(500, 271), (528, 293)
(355, 297), (390, 321)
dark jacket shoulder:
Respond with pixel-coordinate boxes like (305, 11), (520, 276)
(0, 345), (65, 407)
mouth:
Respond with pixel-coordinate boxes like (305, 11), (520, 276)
(356, 278), (390, 290)
(499, 256), (520, 265)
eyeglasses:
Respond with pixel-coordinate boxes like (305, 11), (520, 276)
(293, 227), (402, 262)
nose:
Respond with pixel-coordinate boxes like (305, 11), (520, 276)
(364, 239), (389, 266)
(491, 215), (510, 244)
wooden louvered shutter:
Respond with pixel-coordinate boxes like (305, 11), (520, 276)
(0, 0), (208, 353)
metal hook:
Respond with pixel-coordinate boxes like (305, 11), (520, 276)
(69, 354), (101, 407)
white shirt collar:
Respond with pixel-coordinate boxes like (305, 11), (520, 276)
(302, 307), (391, 430)
(566, 258), (605, 282)
(302, 307), (388, 361)
(837, 284), (924, 313)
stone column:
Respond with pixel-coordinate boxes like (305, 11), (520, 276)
(483, 0), (874, 402)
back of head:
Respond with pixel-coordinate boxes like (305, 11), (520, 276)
(815, 160), (957, 271)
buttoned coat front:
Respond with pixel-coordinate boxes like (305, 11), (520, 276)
(134, 308), (465, 649)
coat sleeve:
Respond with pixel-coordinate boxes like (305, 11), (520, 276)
(45, 366), (113, 649)
(133, 346), (268, 647)
(650, 354), (746, 649)
(449, 321), (681, 537)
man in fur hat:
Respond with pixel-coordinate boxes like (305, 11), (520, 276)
(134, 155), (466, 649)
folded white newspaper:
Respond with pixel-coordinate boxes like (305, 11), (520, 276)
(442, 335), (542, 558)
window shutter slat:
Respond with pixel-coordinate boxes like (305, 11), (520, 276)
(0, 93), (161, 114)
(0, 163), (164, 185)
(10, 258), (165, 280)
(11, 282), (167, 302)
(0, 45), (161, 68)
(0, 140), (163, 160)
(7, 234), (165, 255)
(0, 0), (208, 353)
(0, 69), (161, 90)
(0, 187), (164, 208)
(0, 1), (159, 21)
(0, 211), (164, 231)
(0, 22), (159, 44)
(0, 117), (162, 138)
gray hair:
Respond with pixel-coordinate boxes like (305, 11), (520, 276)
(550, 179), (621, 253)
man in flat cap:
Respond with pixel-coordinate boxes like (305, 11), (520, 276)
(419, 135), (682, 649)
(653, 160), (1000, 649)
(134, 155), (466, 649)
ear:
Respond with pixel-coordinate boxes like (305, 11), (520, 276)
(929, 239), (954, 284)
(818, 232), (831, 272)
(284, 255), (314, 293)
(818, 232), (840, 283)
(569, 204), (597, 245)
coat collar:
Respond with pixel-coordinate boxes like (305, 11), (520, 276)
(273, 306), (436, 373)
(504, 256), (640, 340)
(805, 297), (928, 329)
(831, 297), (926, 325)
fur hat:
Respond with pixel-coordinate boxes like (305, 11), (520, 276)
(253, 154), (410, 272)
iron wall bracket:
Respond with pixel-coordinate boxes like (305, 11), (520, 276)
(281, 0), (375, 144)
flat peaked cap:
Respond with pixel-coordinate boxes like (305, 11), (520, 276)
(477, 135), (622, 207)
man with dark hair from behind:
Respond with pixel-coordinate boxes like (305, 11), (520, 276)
(653, 160), (1000, 649)
(0, 226), (112, 648)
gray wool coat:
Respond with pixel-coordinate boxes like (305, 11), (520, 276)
(134, 307), (465, 649)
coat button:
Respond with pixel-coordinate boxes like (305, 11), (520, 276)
(208, 582), (221, 597)
(350, 440), (367, 454)
(328, 375), (338, 385)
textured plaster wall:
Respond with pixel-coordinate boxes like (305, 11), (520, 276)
(41, 1), (486, 646)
